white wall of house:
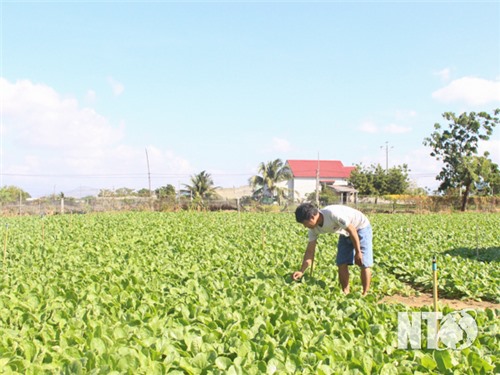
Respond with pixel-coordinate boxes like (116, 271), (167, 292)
(282, 177), (350, 202)
(292, 179), (315, 201)
(276, 180), (290, 197)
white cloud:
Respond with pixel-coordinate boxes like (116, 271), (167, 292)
(1, 78), (123, 149)
(394, 109), (417, 120)
(146, 146), (193, 175)
(271, 137), (292, 152)
(432, 76), (500, 105)
(383, 123), (412, 134)
(0, 78), (193, 196)
(86, 89), (96, 102)
(434, 67), (451, 81)
(107, 76), (125, 96)
(359, 121), (378, 133)
(359, 120), (411, 134)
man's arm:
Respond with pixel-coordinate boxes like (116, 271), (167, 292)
(345, 224), (363, 266)
(292, 240), (316, 280)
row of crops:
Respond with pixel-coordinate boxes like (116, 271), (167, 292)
(0, 211), (498, 373)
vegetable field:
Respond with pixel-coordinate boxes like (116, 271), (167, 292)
(0, 212), (498, 374)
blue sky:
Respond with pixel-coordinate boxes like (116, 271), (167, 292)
(1, 0), (499, 198)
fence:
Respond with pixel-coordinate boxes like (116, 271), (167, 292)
(0, 196), (243, 216)
(1, 195), (498, 216)
(351, 195), (499, 213)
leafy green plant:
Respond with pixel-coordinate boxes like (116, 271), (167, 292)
(0, 212), (498, 373)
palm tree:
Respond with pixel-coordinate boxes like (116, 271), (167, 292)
(183, 170), (218, 200)
(249, 159), (292, 204)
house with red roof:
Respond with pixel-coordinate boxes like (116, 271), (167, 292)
(284, 159), (358, 203)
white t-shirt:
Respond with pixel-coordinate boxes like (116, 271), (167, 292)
(308, 205), (370, 241)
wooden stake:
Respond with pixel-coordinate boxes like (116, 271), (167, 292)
(432, 256), (438, 312)
(432, 256), (440, 347)
(237, 199), (241, 235)
(476, 223), (479, 258)
(3, 225), (9, 270)
(409, 218), (412, 251)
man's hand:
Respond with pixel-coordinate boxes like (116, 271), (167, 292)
(354, 252), (363, 266)
(292, 271), (304, 281)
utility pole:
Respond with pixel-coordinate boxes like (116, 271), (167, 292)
(315, 154), (320, 207)
(380, 141), (393, 172)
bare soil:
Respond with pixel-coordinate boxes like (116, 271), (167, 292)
(380, 292), (500, 310)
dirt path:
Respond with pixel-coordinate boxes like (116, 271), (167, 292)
(380, 293), (500, 310)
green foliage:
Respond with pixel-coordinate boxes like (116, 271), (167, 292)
(307, 183), (339, 205)
(373, 213), (500, 302)
(249, 159), (292, 204)
(0, 186), (31, 203)
(98, 187), (151, 198)
(97, 189), (114, 197)
(349, 164), (410, 195)
(183, 171), (218, 200)
(137, 188), (152, 197)
(423, 109), (500, 210)
(405, 185), (428, 196)
(155, 184), (176, 199)
(114, 187), (136, 197)
(470, 156), (500, 196)
(0, 212), (498, 373)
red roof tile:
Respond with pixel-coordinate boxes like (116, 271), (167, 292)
(286, 160), (355, 179)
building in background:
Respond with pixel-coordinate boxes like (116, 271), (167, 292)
(284, 159), (358, 203)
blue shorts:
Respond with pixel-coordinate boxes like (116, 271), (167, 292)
(336, 225), (373, 268)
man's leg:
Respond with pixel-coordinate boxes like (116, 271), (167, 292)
(358, 226), (373, 296)
(338, 264), (350, 294)
(360, 267), (371, 295)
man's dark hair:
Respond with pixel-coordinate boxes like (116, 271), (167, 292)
(295, 203), (318, 223)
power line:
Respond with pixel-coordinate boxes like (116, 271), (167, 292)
(2, 172), (148, 178)
(2, 172), (253, 178)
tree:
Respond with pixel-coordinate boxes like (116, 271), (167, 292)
(488, 163), (500, 195)
(155, 184), (176, 199)
(98, 189), (114, 198)
(0, 186), (31, 203)
(306, 183), (338, 206)
(406, 181), (428, 196)
(183, 171), (218, 200)
(115, 187), (136, 197)
(137, 188), (152, 197)
(348, 165), (375, 195)
(348, 163), (410, 195)
(249, 159), (292, 204)
(386, 164), (411, 194)
(423, 109), (499, 211)
(468, 155), (500, 196)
